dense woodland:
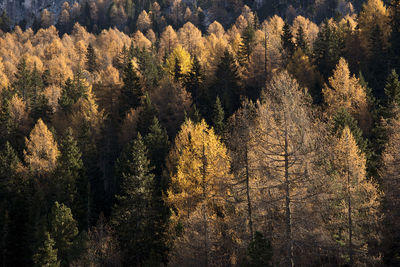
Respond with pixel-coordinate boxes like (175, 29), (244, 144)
(0, 0), (400, 266)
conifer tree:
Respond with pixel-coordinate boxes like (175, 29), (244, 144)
(49, 202), (78, 266)
(13, 57), (31, 101)
(281, 21), (295, 59)
(24, 119), (60, 175)
(213, 49), (242, 117)
(328, 127), (380, 266)
(56, 128), (87, 229)
(112, 134), (157, 265)
(86, 43), (97, 73)
(211, 96), (225, 137)
(383, 69), (400, 117)
(33, 232), (60, 267)
(119, 60), (142, 117)
(59, 71), (89, 113)
(239, 24), (256, 65)
(295, 25), (309, 55)
(136, 94), (158, 136)
(245, 232), (273, 267)
(184, 55), (205, 111)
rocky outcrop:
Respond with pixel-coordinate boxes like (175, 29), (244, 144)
(0, 0), (79, 26)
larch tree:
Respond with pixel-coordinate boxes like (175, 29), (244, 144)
(159, 25), (179, 58)
(136, 10), (152, 33)
(251, 71), (325, 266)
(166, 119), (233, 266)
(24, 119), (60, 175)
(380, 117), (400, 266)
(327, 127), (380, 266)
(323, 58), (371, 133)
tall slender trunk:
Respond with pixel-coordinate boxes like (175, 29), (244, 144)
(245, 143), (254, 239)
(264, 29), (268, 78)
(284, 124), (294, 267)
(202, 137), (209, 267)
(347, 159), (353, 266)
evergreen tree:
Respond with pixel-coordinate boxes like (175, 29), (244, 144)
(56, 128), (87, 229)
(383, 69), (400, 117)
(86, 43), (97, 73)
(173, 56), (183, 83)
(0, 11), (11, 32)
(211, 96), (225, 137)
(137, 94), (158, 136)
(281, 21), (295, 59)
(296, 25), (309, 55)
(313, 20), (344, 78)
(58, 71), (89, 113)
(119, 60), (142, 117)
(239, 24), (256, 65)
(390, 0), (400, 73)
(49, 202), (79, 266)
(112, 134), (158, 265)
(184, 55), (205, 109)
(244, 231), (273, 267)
(13, 57), (31, 101)
(213, 49), (242, 117)
(33, 232), (60, 267)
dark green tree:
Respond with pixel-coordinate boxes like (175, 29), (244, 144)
(313, 20), (344, 78)
(112, 134), (158, 265)
(184, 55), (205, 108)
(0, 11), (11, 32)
(384, 69), (400, 117)
(296, 25), (309, 55)
(56, 128), (87, 230)
(390, 0), (400, 74)
(119, 60), (142, 117)
(243, 231), (272, 267)
(238, 24), (256, 65)
(58, 70), (89, 113)
(281, 21), (295, 59)
(13, 57), (31, 101)
(213, 49), (242, 117)
(86, 43), (97, 73)
(173, 57), (183, 83)
(211, 96), (225, 137)
(49, 202), (79, 266)
(137, 94), (158, 136)
(33, 232), (60, 267)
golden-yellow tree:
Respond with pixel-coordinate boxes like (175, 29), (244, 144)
(166, 119), (233, 266)
(327, 126), (380, 266)
(24, 118), (60, 175)
(323, 58), (371, 132)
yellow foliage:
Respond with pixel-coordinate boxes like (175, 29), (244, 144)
(24, 119), (60, 175)
(167, 119), (231, 219)
(164, 45), (192, 77)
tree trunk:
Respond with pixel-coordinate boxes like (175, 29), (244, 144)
(284, 125), (294, 267)
(347, 160), (353, 266)
(245, 143), (254, 239)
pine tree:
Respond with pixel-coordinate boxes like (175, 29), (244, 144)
(112, 134), (157, 265)
(390, 0), (400, 73)
(245, 232), (273, 267)
(239, 24), (256, 65)
(383, 69), (400, 117)
(56, 128), (87, 229)
(86, 43), (97, 73)
(13, 57), (31, 101)
(185, 55), (206, 113)
(0, 11), (10, 32)
(58, 71), (89, 113)
(213, 49), (242, 117)
(281, 21), (295, 59)
(296, 25), (309, 55)
(173, 56), (183, 83)
(211, 96), (225, 137)
(136, 94), (158, 136)
(33, 232), (60, 267)
(119, 60), (142, 117)
(49, 202), (78, 266)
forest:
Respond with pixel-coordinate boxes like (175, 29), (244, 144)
(0, 0), (399, 266)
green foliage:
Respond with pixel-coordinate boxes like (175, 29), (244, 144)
(119, 60), (142, 117)
(33, 232), (60, 267)
(112, 133), (159, 265)
(13, 57), (31, 101)
(58, 71), (89, 113)
(49, 202), (79, 266)
(239, 24), (256, 65)
(384, 69), (400, 116)
(86, 43), (97, 73)
(242, 232), (272, 267)
(212, 96), (225, 137)
(137, 94), (158, 136)
(213, 49), (242, 117)
(282, 21), (295, 59)
(296, 25), (309, 55)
